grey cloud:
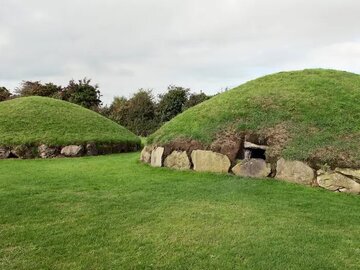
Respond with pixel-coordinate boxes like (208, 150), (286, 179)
(0, 0), (360, 104)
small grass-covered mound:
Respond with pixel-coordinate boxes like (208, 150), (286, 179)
(0, 96), (140, 147)
(149, 69), (360, 168)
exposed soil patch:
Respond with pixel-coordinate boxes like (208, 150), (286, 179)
(308, 147), (360, 170)
(162, 139), (205, 158)
(261, 123), (290, 163)
(210, 129), (243, 165)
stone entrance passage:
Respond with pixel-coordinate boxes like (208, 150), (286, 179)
(243, 141), (267, 160)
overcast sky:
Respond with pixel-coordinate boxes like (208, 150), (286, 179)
(1, 0), (360, 104)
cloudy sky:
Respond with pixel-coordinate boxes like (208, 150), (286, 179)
(1, 0), (360, 104)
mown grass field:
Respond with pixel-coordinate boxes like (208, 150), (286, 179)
(0, 96), (140, 146)
(0, 153), (359, 269)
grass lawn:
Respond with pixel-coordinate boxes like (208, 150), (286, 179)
(0, 153), (359, 269)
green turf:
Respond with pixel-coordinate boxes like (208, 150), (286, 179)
(0, 153), (359, 269)
(148, 69), (360, 164)
(0, 96), (140, 146)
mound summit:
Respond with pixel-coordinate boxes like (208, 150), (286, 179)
(0, 96), (140, 158)
(144, 69), (360, 194)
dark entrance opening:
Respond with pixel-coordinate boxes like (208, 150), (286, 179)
(8, 152), (19, 159)
(244, 148), (266, 160)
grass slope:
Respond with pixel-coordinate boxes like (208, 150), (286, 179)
(0, 96), (140, 146)
(0, 153), (359, 269)
(149, 69), (360, 164)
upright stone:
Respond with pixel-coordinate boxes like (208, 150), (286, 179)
(232, 159), (271, 178)
(164, 150), (191, 170)
(0, 147), (10, 159)
(151, 147), (164, 167)
(275, 158), (314, 185)
(140, 145), (153, 164)
(317, 170), (360, 194)
(191, 150), (231, 173)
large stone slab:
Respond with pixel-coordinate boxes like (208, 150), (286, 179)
(335, 168), (360, 182)
(244, 141), (268, 150)
(232, 159), (271, 178)
(38, 144), (58, 158)
(0, 147), (10, 159)
(151, 147), (164, 167)
(140, 145), (153, 164)
(275, 158), (314, 185)
(61, 145), (83, 157)
(11, 145), (35, 159)
(164, 150), (191, 170)
(191, 150), (231, 173)
(317, 170), (360, 194)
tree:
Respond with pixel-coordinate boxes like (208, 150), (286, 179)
(108, 96), (129, 126)
(157, 85), (189, 122)
(109, 89), (157, 136)
(0, 86), (11, 101)
(110, 96), (128, 115)
(15, 81), (61, 97)
(127, 89), (157, 136)
(61, 78), (102, 109)
(184, 92), (210, 110)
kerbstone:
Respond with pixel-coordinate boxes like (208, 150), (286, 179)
(232, 159), (271, 178)
(164, 150), (190, 170)
(275, 158), (314, 185)
(317, 170), (360, 194)
(151, 147), (164, 167)
(61, 145), (83, 157)
(335, 168), (360, 181)
(38, 144), (58, 158)
(191, 150), (231, 173)
(0, 147), (10, 159)
(140, 145), (153, 164)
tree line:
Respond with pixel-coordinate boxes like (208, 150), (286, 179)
(0, 79), (211, 136)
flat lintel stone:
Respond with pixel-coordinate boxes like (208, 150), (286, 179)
(244, 141), (268, 150)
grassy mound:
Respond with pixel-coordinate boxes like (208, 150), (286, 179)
(0, 96), (140, 146)
(149, 69), (360, 167)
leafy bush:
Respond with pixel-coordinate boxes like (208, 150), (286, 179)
(60, 78), (102, 109)
(0, 86), (11, 101)
(109, 89), (158, 136)
(107, 86), (211, 136)
(15, 81), (61, 97)
(157, 86), (189, 122)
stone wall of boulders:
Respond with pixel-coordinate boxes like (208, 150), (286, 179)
(0, 142), (140, 159)
(141, 144), (360, 195)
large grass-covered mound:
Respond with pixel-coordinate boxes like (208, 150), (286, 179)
(149, 69), (360, 168)
(0, 96), (140, 146)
